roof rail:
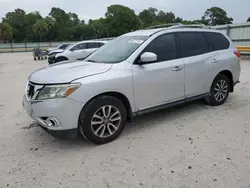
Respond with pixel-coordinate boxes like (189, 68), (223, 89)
(146, 23), (182, 29)
(146, 23), (210, 30)
(170, 24), (211, 29)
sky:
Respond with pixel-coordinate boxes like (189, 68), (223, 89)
(0, 0), (249, 23)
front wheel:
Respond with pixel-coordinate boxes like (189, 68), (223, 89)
(55, 56), (68, 63)
(79, 96), (127, 144)
(206, 74), (230, 106)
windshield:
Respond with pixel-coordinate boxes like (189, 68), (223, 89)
(85, 36), (149, 63)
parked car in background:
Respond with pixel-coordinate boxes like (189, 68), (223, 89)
(47, 44), (71, 54)
(52, 41), (108, 64)
(48, 44), (72, 64)
(23, 25), (241, 144)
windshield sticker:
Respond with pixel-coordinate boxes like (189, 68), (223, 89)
(128, 39), (144, 44)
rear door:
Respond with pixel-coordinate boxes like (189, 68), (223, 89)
(177, 32), (212, 97)
(204, 32), (235, 81)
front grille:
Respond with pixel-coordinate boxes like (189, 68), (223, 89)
(26, 82), (44, 100)
(27, 84), (35, 99)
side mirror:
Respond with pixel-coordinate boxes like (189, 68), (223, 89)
(139, 52), (157, 64)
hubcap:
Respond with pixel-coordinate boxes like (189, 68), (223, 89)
(214, 80), (228, 102)
(91, 105), (121, 138)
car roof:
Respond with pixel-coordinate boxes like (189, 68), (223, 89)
(75, 40), (108, 45)
(123, 27), (222, 37)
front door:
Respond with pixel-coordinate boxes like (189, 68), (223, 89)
(132, 33), (185, 111)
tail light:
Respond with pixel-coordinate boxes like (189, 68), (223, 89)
(234, 51), (241, 58)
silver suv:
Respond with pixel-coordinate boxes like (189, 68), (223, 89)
(23, 26), (241, 144)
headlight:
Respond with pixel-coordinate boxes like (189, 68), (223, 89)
(36, 83), (81, 100)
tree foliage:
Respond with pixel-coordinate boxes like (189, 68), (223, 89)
(202, 7), (233, 25)
(0, 22), (13, 42)
(105, 5), (142, 37)
(0, 5), (236, 42)
(247, 17), (250, 22)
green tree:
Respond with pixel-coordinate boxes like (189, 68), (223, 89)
(202, 7), (233, 25)
(24, 12), (42, 41)
(45, 16), (56, 41)
(0, 22), (13, 42)
(247, 17), (250, 22)
(175, 17), (183, 23)
(32, 19), (48, 41)
(156, 11), (176, 23)
(138, 7), (158, 27)
(105, 5), (142, 37)
(2, 9), (26, 42)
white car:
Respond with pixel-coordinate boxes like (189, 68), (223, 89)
(54, 41), (108, 63)
(23, 25), (241, 144)
(47, 44), (71, 55)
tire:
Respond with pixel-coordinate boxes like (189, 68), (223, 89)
(55, 57), (68, 63)
(79, 96), (127, 145)
(206, 74), (230, 106)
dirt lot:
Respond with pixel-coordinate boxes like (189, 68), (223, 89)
(0, 53), (250, 188)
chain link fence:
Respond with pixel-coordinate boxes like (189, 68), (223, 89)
(0, 38), (115, 53)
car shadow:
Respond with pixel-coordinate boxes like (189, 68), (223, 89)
(122, 99), (210, 137)
(26, 99), (217, 151)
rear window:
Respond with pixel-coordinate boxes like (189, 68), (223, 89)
(204, 32), (230, 51)
(178, 32), (210, 58)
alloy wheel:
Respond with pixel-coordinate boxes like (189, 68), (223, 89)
(214, 79), (228, 102)
(91, 105), (121, 138)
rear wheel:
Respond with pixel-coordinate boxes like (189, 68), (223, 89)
(79, 96), (127, 144)
(206, 74), (230, 106)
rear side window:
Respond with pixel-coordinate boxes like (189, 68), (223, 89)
(87, 43), (100, 49)
(143, 33), (176, 62)
(204, 32), (230, 51)
(178, 32), (209, 58)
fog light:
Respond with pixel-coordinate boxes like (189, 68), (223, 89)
(45, 117), (59, 127)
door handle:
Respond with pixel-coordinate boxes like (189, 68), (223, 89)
(172, 66), (183, 71)
(212, 59), (219, 63)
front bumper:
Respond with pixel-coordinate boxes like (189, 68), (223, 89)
(48, 55), (56, 64)
(22, 95), (84, 132)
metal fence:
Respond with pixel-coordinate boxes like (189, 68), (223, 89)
(0, 37), (115, 53)
(1, 22), (250, 53)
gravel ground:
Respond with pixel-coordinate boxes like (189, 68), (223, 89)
(0, 53), (250, 188)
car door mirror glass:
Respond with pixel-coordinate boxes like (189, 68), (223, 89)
(140, 52), (157, 63)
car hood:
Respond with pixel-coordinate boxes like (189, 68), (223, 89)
(29, 61), (112, 84)
(48, 49), (64, 55)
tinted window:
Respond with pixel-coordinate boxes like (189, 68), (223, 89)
(205, 32), (230, 51)
(98, 42), (105, 47)
(72, 43), (86, 51)
(143, 34), (176, 62)
(178, 32), (209, 58)
(87, 43), (100, 49)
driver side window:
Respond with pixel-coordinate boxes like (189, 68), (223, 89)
(143, 33), (177, 63)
